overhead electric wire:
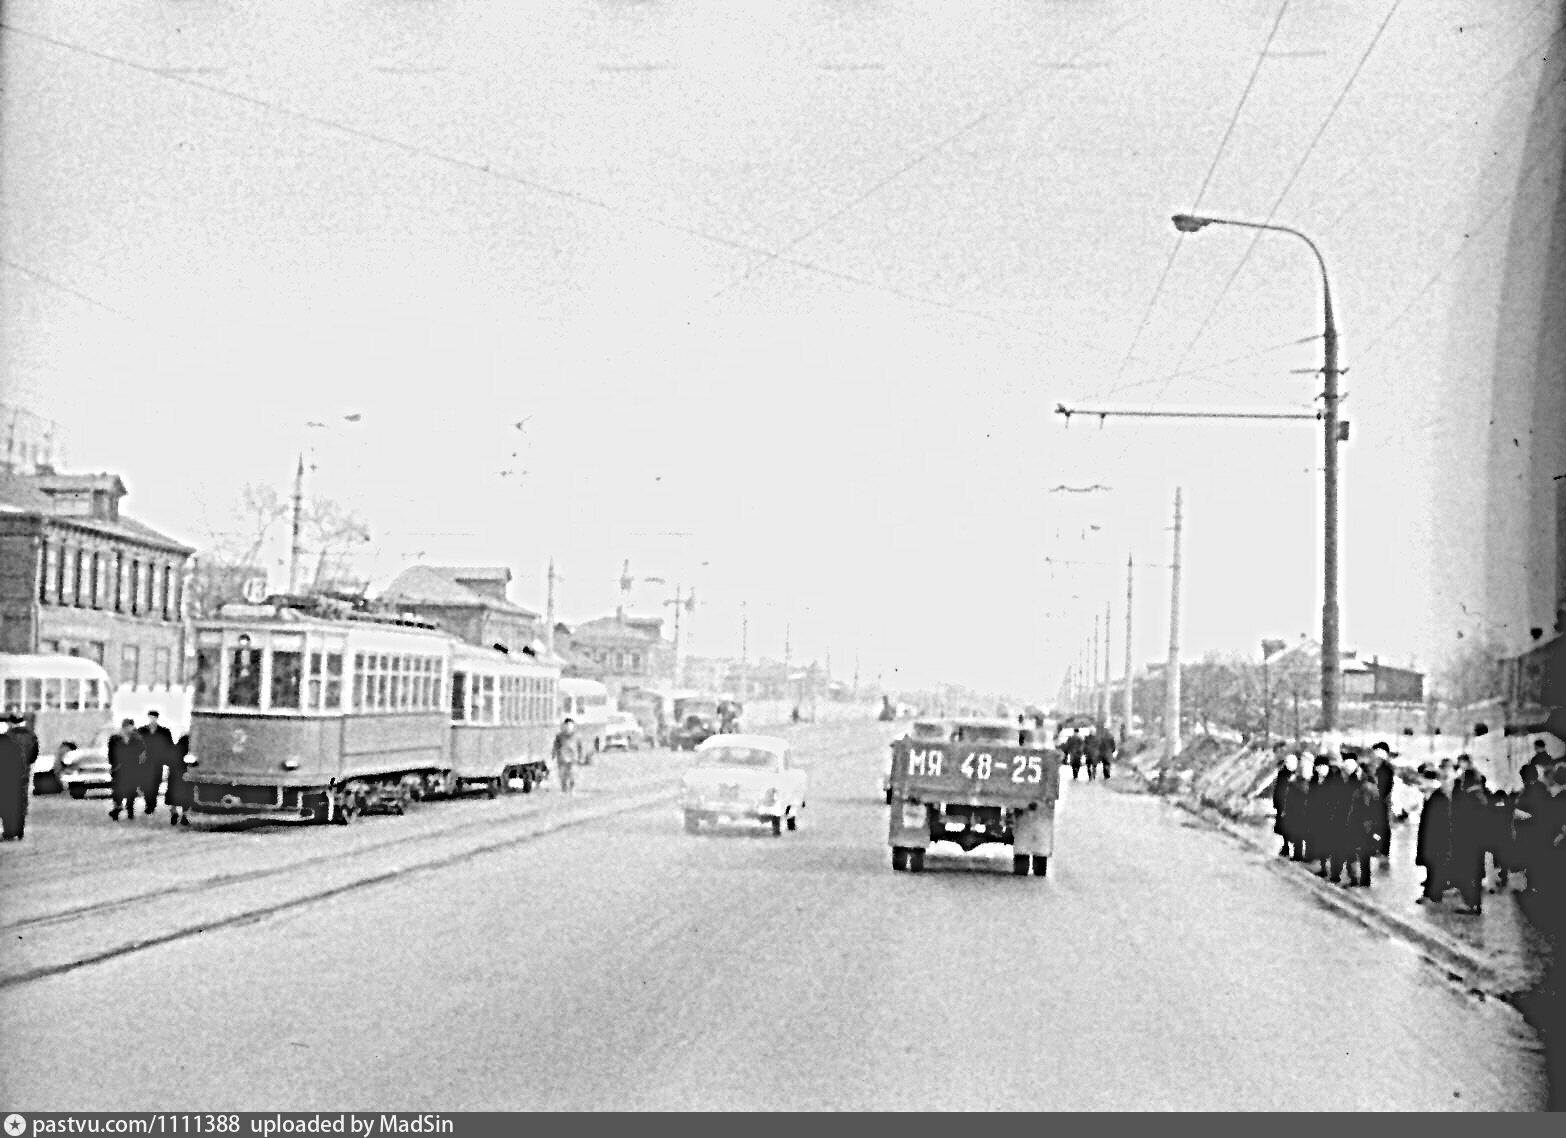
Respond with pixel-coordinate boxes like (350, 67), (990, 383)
(0, 21), (1103, 354)
(1098, 0), (1295, 404)
(1160, 0), (1405, 389)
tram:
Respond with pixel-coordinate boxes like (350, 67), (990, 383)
(184, 596), (563, 824)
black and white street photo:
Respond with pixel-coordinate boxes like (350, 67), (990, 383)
(1, 0), (1563, 1113)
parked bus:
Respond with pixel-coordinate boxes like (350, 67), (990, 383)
(0, 653), (114, 792)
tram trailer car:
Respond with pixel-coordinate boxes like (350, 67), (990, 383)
(185, 599), (562, 824)
(445, 640), (557, 796)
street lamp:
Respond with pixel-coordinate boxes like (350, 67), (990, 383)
(1171, 212), (1342, 734)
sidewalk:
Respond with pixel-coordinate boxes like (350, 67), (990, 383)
(1171, 793), (1552, 1001)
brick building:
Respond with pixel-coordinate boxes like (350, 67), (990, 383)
(0, 466), (194, 685)
(378, 565), (542, 652)
(563, 614), (673, 700)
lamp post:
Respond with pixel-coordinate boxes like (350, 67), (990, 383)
(1172, 213), (1342, 734)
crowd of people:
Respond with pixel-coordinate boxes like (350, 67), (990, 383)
(1269, 737), (1566, 914)
(1062, 726), (1116, 781)
(106, 710), (192, 826)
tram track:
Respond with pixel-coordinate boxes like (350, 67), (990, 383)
(0, 781), (681, 991)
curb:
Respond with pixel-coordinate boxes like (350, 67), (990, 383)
(0, 784), (681, 991)
(1170, 796), (1531, 1000)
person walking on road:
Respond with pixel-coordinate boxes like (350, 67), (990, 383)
(1450, 764), (1490, 914)
(108, 718), (147, 820)
(1416, 764), (1454, 905)
(166, 733), (192, 826)
(0, 715), (31, 841)
(138, 710), (177, 817)
(1064, 731), (1084, 781)
(552, 717), (583, 795)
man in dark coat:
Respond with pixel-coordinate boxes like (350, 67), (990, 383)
(1343, 755), (1382, 886)
(1064, 731), (1084, 781)
(1271, 754), (1297, 857)
(1316, 756), (1351, 883)
(1416, 765), (1454, 904)
(1515, 761), (1553, 893)
(1371, 742), (1396, 858)
(1449, 765), (1490, 913)
(138, 710), (177, 816)
(108, 718), (147, 821)
(1284, 753), (1312, 861)
(1092, 727), (1115, 780)
(0, 716), (30, 841)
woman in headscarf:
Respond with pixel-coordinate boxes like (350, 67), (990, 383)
(165, 733), (192, 827)
(1271, 753), (1297, 857)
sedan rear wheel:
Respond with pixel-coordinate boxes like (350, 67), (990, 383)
(786, 812), (798, 832)
(770, 816), (783, 837)
(67, 784), (87, 800)
(892, 846), (909, 871)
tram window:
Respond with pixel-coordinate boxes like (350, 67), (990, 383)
(389, 658), (401, 710)
(376, 667), (388, 712)
(228, 646), (261, 708)
(191, 649), (218, 710)
(271, 650), (303, 710)
(352, 672), (365, 711)
(480, 675), (496, 723)
(325, 653), (343, 709)
(308, 652), (323, 710)
(451, 672), (468, 721)
(422, 661), (434, 709)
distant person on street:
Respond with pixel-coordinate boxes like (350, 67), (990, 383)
(138, 710), (177, 817)
(166, 733), (192, 826)
(552, 717), (582, 795)
(108, 718), (147, 821)
(1283, 752), (1312, 861)
(1315, 755), (1350, 883)
(1090, 726), (1115, 780)
(0, 715), (30, 841)
(1416, 764), (1454, 905)
(1065, 731), (1084, 781)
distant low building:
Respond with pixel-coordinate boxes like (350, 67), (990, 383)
(378, 565), (541, 653)
(0, 464), (194, 685)
(563, 613), (673, 700)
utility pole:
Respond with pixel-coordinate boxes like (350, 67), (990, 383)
(545, 558), (558, 658)
(1164, 488), (1184, 764)
(287, 454), (306, 595)
(671, 586), (685, 688)
(1091, 615), (1100, 721)
(1102, 599), (1113, 726)
(784, 621), (792, 707)
(1123, 554), (1134, 741)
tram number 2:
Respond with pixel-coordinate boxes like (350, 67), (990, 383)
(958, 752), (1044, 783)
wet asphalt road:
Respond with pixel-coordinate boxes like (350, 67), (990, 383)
(0, 721), (1546, 1110)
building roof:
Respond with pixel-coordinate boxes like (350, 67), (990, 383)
(378, 564), (539, 617)
(0, 469), (193, 554)
(569, 615), (665, 644)
(424, 565), (511, 584)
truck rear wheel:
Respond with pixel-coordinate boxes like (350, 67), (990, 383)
(892, 846), (908, 871)
(908, 849), (925, 873)
(1032, 855), (1049, 877)
(1013, 854), (1030, 876)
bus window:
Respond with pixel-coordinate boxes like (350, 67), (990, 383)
(451, 672), (468, 721)
(63, 678), (81, 711)
(325, 653), (343, 709)
(3, 677), (21, 711)
(228, 639), (261, 708)
(24, 678), (43, 711)
(43, 678), (62, 710)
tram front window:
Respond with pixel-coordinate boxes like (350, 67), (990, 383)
(325, 653), (343, 709)
(271, 650), (303, 710)
(194, 649), (221, 709)
(228, 646), (261, 708)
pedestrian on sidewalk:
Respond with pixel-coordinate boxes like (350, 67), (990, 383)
(1416, 764), (1454, 905)
(1065, 731), (1084, 781)
(1304, 753), (1330, 869)
(108, 718), (146, 821)
(1318, 753), (1353, 884)
(1284, 752), (1312, 861)
(1515, 761), (1553, 895)
(1271, 754), (1297, 857)
(1449, 764), (1490, 914)
(1371, 742), (1396, 859)
(0, 715), (30, 841)
(166, 733), (192, 826)
(1344, 754), (1382, 887)
(138, 710), (177, 818)
(552, 717), (582, 795)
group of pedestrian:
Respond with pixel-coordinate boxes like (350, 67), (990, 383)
(1271, 741), (1396, 888)
(1062, 726), (1115, 782)
(0, 711), (40, 841)
(108, 710), (192, 826)
(1416, 740), (1566, 914)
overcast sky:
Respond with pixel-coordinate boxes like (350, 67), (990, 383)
(3, 0), (1562, 698)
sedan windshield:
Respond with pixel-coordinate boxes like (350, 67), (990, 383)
(702, 747), (777, 768)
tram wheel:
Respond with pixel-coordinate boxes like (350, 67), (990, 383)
(908, 849), (925, 873)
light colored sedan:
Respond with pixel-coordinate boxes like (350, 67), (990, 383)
(681, 733), (807, 836)
(602, 711), (648, 751)
(57, 727), (116, 799)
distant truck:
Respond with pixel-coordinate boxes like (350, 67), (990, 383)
(887, 717), (1060, 876)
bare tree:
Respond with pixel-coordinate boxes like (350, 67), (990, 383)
(1432, 635), (1504, 710)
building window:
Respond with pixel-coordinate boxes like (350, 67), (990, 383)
(168, 567), (181, 621)
(85, 641), (106, 666)
(154, 646), (173, 687)
(40, 541), (59, 604)
(40, 639), (60, 654)
(613, 650), (625, 671)
(630, 652), (642, 672)
(121, 644), (141, 686)
(128, 560), (141, 614)
(69, 548), (84, 605)
(93, 553), (109, 609)
(152, 565), (165, 620)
